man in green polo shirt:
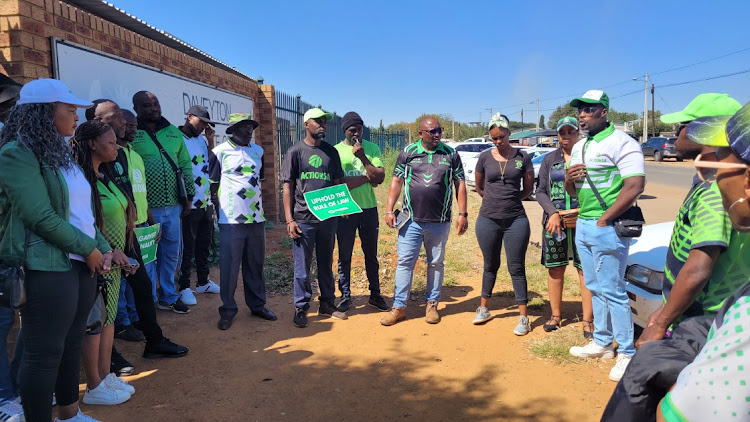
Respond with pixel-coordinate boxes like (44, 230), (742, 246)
(565, 90), (645, 382)
(334, 111), (388, 313)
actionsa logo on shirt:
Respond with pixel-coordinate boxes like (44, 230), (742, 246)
(309, 155), (323, 168)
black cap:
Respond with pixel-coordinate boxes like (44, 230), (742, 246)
(186, 105), (215, 127)
(341, 111), (364, 131)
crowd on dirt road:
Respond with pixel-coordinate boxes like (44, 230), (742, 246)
(0, 72), (748, 422)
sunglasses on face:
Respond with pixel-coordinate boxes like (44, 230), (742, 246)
(693, 149), (749, 183)
(420, 127), (444, 135)
(578, 106), (603, 115)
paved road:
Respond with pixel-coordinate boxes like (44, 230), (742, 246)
(644, 161), (696, 189)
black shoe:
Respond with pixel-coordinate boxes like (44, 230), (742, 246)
(143, 337), (189, 359)
(218, 316), (233, 330)
(251, 308), (278, 321)
(157, 299), (190, 314)
(111, 348), (135, 376)
(367, 294), (389, 312)
(115, 324), (146, 342)
(337, 295), (352, 313)
(319, 300), (348, 320)
(293, 308), (308, 328)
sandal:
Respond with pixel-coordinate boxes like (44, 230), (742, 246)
(542, 315), (561, 332)
(582, 320), (594, 339)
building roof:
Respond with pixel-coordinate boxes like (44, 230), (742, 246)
(66, 0), (254, 81)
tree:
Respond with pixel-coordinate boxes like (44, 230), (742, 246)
(548, 104), (578, 127)
(631, 110), (674, 139)
(538, 115), (545, 129)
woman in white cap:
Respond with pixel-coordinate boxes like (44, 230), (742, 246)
(535, 117), (593, 336)
(0, 79), (112, 422)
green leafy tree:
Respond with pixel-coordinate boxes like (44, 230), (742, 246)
(548, 104), (578, 127)
(538, 115), (545, 129)
(631, 110), (674, 139)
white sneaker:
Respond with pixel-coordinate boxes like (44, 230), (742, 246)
(55, 409), (101, 422)
(195, 280), (220, 294)
(569, 340), (615, 359)
(104, 372), (135, 395)
(609, 354), (632, 382)
(0, 399), (24, 422)
(82, 381), (131, 405)
(179, 288), (197, 305)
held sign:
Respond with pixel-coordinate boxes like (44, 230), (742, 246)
(303, 185), (363, 221)
(133, 224), (160, 265)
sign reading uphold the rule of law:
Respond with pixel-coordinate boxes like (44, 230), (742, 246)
(303, 185), (362, 221)
(133, 223), (160, 265)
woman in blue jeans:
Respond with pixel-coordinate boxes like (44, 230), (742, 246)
(473, 114), (535, 335)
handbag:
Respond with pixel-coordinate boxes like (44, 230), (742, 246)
(582, 141), (645, 238)
(558, 208), (579, 229)
(148, 133), (189, 208)
(0, 229), (29, 309)
(86, 276), (108, 335)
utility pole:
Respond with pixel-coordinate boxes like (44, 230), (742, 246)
(651, 83), (656, 138)
(643, 73), (649, 142)
(521, 108), (524, 125)
(536, 98), (540, 131)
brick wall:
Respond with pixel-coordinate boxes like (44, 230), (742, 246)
(257, 85), (279, 221)
(0, 0), (281, 221)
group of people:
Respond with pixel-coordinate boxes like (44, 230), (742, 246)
(0, 74), (748, 421)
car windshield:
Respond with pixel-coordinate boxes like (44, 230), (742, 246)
(531, 151), (551, 163)
(456, 144), (492, 153)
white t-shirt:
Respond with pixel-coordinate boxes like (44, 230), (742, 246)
(183, 134), (210, 210)
(209, 140), (265, 224)
(60, 165), (96, 262)
(569, 124), (645, 219)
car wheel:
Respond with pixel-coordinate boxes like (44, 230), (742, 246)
(654, 150), (663, 162)
(676, 156), (683, 162)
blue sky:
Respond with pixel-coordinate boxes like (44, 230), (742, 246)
(109, 0), (750, 127)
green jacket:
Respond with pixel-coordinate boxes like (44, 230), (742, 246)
(131, 117), (195, 208)
(0, 142), (111, 271)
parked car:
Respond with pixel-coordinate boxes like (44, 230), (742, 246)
(641, 137), (683, 162)
(464, 156), (480, 187)
(446, 140), (493, 163)
(527, 150), (553, 201)
(624, 221), (674, 328)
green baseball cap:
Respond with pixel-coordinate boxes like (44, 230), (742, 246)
(660, 93), (742, 124)
(226, 112), (259, 134)
(556, 116), (579, 131)
(303, 107), (333, 122)
(570, 90), (609, 109)
(687, 102), (750, 164)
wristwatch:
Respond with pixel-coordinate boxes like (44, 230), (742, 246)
(458, 212), (468, 217)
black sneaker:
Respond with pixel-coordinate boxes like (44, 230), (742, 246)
(157, 299), (190, 314)
(293, 308), (308, 328)
(115, 324), (145, 342)
(368, 294), (389, 312)
(111, 347), (135, 375)
(217, 315), (233, 330)
(319, 301), (348, 320)
(336, 294), (352, 313)
(143, 337), (189, 359)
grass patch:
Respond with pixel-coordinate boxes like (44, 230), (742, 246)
(265, 251), (294, 294)
(527, 327), (590, 363)
(527, 297), (547, 310)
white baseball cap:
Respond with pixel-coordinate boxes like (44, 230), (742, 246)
(16, 78), (92, 108)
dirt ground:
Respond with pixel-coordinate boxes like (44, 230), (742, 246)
(80, 178), (688, 422)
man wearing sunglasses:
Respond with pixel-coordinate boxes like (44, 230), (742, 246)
(565, 90), (646, 382)
(636, 94), (741, 349)
(381, 117), (468, 326)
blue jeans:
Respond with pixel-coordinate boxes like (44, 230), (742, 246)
(0, 307), (17, 400)
(576, 218), (635, 356)
(147, 205), (183, 305)
(115, 276), (138, 327)
(392, 220), (451, 309)
(293, 219), (338, 310)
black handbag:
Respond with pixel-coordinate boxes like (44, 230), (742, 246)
(0, 229), (29, 309)
(582, 141), (645, 238)
(148, 133), (189, 208)
(86, 276), (108, 335)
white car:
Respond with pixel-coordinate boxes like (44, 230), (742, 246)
(446, 140), (493, 164)
(464, 156), (480, 187)
(624, 221), (674, 329)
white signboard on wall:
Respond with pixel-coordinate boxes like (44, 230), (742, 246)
(53, 39), (253, 143)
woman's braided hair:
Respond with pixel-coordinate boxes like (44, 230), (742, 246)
(0, 103), (73, 168)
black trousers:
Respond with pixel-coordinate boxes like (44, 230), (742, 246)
(475, 214), (530, 304)
(179, 207), (213, 290)
(125, 251), (164, 346)
(218, 223), (266, 317)
(336, 207), (380, 296)
(19, 260), (95, 422)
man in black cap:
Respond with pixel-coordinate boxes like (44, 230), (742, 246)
(333, 112), (388, 312)
(177, 105), (220, 306)
(0, 74), (21, 127)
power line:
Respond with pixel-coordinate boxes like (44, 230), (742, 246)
(659, 68), (750, 88)
(650, 46), (750, 76)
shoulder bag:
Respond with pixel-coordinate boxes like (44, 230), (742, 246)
(0, 229), (29, 309)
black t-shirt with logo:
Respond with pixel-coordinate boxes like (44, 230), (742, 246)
(109, 148), (135, 202)
(280, 140), (344, 223)
(393, 142), (465, 223)
(475, 147), (533, 219)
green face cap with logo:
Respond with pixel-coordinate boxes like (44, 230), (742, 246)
(660, 93), (742, 124)
(226, 112), (259, 134)
(303, 107), (333, 122)
(686, 102), (750, 164)
(556, 116), (579, 131)
(570, 90), (609, 109)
